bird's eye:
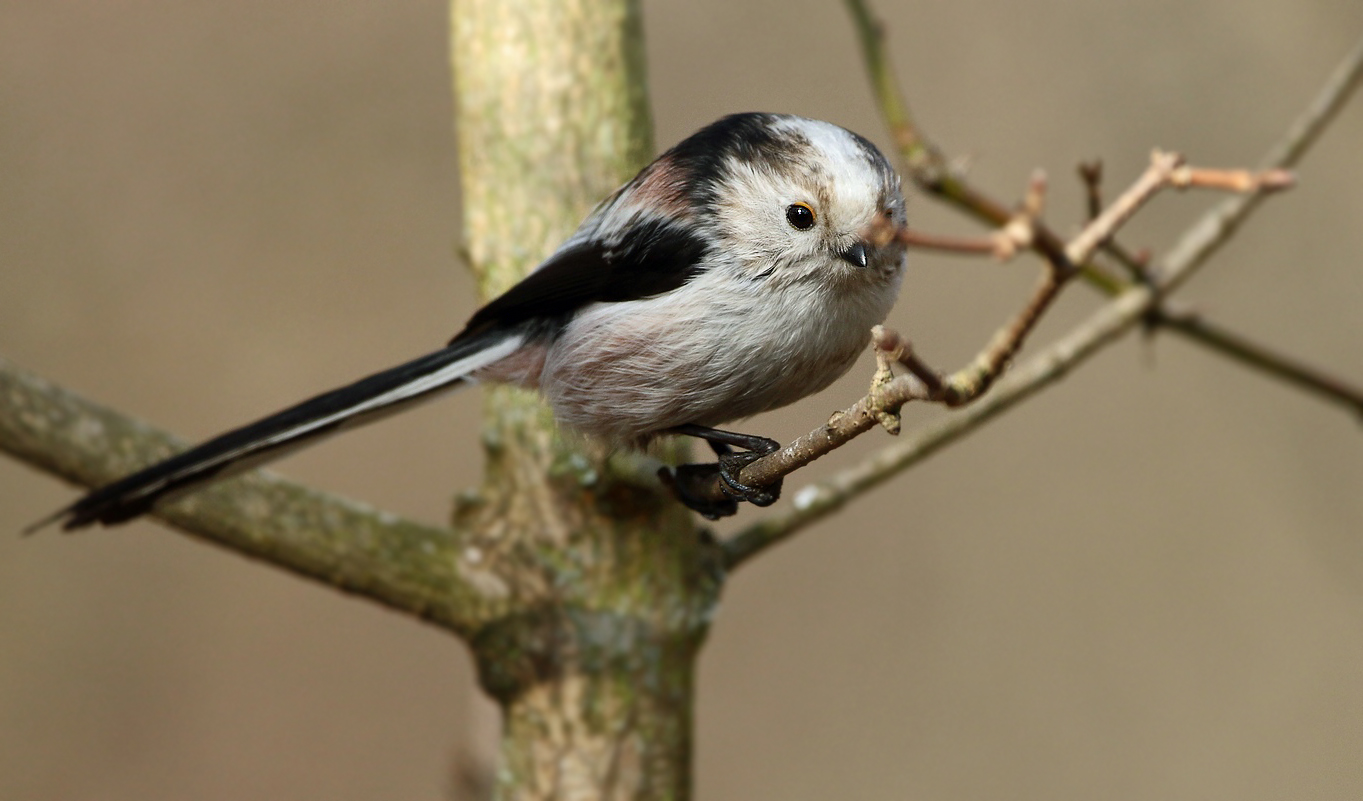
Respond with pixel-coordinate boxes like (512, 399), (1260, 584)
(786, 202), (816, 231)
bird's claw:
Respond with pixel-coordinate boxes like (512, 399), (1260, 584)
(717, 450), (782, 507)
(659, 437), (782, 519)
(662, 463), (740, 520)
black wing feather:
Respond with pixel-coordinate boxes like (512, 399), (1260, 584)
(453, 218), (708, 342)
(453, 115), (808, 342)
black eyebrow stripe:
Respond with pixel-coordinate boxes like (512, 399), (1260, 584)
(661, 113), (811, 208)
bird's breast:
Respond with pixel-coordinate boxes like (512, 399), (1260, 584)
(538, 268), (899, 445)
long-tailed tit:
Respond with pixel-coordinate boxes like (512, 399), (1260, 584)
(35, 112), (908, 529)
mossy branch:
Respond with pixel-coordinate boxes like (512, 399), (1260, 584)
(0, 356), (505, 636)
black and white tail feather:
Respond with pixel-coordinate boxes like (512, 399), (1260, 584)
(32, 112), (909, 530)
(28, 328), (523, 532)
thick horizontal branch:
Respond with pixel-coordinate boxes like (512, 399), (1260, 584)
(1, 357), (503, 636)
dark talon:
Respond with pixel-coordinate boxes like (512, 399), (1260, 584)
(661, 424), (784, 516)
(659, 464), (739, 520)
(717, 451), (783, 507)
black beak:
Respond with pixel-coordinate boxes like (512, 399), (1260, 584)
(839, 242), (869, 269)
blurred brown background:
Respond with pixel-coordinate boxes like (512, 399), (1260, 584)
(3, 1), (1362, 799)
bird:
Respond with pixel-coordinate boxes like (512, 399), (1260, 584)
(32, 112), (908, 530)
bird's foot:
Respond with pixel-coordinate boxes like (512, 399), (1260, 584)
(717, 449), (783, 507)
(663, 463), (739, 520)
(661, 425), (783, 519)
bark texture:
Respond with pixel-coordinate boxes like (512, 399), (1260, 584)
(450, 3), (718, 799)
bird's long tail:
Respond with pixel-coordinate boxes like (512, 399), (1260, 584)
(29, 330), (524, 532)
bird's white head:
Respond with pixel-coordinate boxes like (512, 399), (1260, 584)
(669, 114), (907, 286)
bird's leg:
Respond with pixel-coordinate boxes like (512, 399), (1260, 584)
(665, 424), (783, 518)
(704, 438), (734, 458)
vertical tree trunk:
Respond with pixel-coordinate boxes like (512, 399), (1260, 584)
(450, 3), (719, 799)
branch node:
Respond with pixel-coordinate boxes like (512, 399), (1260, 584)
(988, 169), (1049, 260)
(869, 326), (904, 434)
(872, 408), (902, 435)
(872, 325), (947, 401)
(992, 220), (1032, 260)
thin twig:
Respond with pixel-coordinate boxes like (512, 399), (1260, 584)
(1170, 165), (1295, 193)
(896, 228), (1003, 257)
(843, 0), (929, 169)
(722, 28), (1363, 570)
(1079, 161), (1104, 221)
(1153, 308), (1363, 418)
(1066, 151), (1184, 268)
(1078, 160), (1152, 280)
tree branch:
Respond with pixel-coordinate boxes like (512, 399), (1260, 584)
(1151, 308), (1363, 418)
(1, 356), (505, 636)
(844, 0), (1363, 411)
(722, 30), (1363, 570)
(680, 152), (1259, 522)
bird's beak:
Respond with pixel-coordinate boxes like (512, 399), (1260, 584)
(839, 242), (869, 269)
(840, 212), (901, 269)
